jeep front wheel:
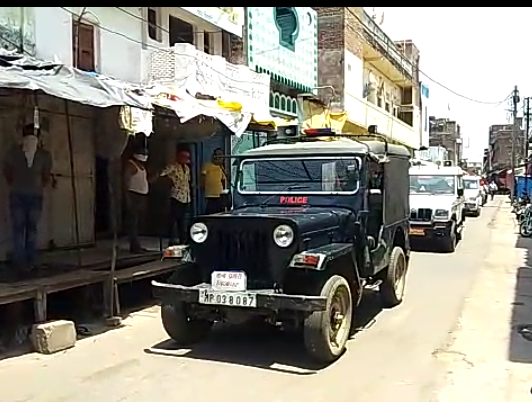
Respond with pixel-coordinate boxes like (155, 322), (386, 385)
(379, 246), (407, 308)
(161, 303), (213, 345)
(441, 223), (457, 253)
(303, 275), (353, 364)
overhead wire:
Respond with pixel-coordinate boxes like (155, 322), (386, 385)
(1, 7), (513, 107)
(344, 7), (510, 106)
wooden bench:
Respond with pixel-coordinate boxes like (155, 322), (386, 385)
(0, 269), (109, 323)
(104, 259), (180, 316)
(0, 283), (39, 306)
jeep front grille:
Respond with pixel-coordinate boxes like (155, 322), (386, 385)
(410, 208), (432, 222)
(210, 229), (273, 289)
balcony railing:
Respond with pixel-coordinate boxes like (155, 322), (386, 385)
(359, 10), (413, 78)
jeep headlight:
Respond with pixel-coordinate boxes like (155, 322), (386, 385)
(190, 222), (208, 243)
(434, 209), (449, 220)
(273, 225), (294, 248)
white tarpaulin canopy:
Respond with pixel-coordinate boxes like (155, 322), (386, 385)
(0, 49), (150, 109)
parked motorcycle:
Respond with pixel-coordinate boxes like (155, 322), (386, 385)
(519, 204), (532, 237)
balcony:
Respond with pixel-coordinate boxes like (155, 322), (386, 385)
(344, 89), (420, 149)
(357, 9), (413, 85)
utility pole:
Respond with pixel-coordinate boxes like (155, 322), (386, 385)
(511, 85), (520, 202)
(524, 97), (531, 195)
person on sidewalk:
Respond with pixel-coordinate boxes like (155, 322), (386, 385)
(123, 141), (152, 254)
(3, 124), (53, 272)
(161, 147), (192, 246)
(201, 148), (227, 214)
(489, 181), (497, 201)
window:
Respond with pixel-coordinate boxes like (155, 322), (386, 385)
(274, 7), (298, 51)
(204, 32), (211, 54)
(72, 20), (95, 72)
(222, 31), (231, 60)
(147, 7), (161, 42)
(238, 157), (361, 194)
(169, 16), (194, 46)
(464, 179), (479, 190)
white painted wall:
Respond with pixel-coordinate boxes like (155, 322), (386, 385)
(343, 49), (420, 149)
(33, 7), (225, 84)
(420, 83), (430, 148)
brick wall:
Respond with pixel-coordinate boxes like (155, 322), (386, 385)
(314, 7), (345, 111)
(314, 7), (366, 112)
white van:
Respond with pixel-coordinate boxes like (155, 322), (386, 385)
(463, 176), (483, 217)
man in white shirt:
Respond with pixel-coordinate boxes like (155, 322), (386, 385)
(123, 140), (150, 253)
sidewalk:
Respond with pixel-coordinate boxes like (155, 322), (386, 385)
(433, 200), (532, 401)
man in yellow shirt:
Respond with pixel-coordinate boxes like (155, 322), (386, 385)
(201, 148), (226, 214)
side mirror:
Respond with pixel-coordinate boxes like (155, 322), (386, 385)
(457, 188), (464, 197)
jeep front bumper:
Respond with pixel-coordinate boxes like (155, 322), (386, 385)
(409, 221), (453, 239)
(152, 281), (327, 312)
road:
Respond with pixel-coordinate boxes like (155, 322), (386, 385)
(0, 199), (502, 402)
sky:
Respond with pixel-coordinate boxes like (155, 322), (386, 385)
(369, 7), (530, 161)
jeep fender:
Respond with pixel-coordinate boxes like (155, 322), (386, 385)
(288, 243), (354, 272)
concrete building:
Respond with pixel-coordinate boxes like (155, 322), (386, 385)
(246, 7), (317, 120)
(0, 7), (247, 84)
(429, 117), (463, 165)
(228, 7), (318, 163)
(420, 83), (430, 148)
(488, 119), (525, 171)
(313, 7), (422, 149)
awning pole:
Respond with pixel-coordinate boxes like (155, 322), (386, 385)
(64, 100), (82, 269)
(106, 158), (119, 320)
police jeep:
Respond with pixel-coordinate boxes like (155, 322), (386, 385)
(152, 129), (412, 364)
(409, 163), (466, 252)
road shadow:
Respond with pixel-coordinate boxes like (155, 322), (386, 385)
(145, 290), (383, 374)
(510, 235), (532, 363)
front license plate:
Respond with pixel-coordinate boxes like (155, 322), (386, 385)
(409, 228), (425, 236)
(198, 289), (257, 308)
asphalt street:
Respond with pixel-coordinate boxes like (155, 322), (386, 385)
(0, 198), (502, 402)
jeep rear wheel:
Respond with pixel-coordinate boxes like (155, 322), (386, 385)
(379, 246), (407, 308)
(303, 275), (353, 364)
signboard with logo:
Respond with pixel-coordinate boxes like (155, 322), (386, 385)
(181, 7), (244, 37)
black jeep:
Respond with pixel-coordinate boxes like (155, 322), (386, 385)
(152, 133), (411, 364)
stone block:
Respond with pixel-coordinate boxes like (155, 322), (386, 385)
(31, 320), (77, 354)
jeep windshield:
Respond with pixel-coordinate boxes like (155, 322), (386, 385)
(238, 157), (361, 195)
(410, 175), (456, 195)
(464, 179), (479, 189)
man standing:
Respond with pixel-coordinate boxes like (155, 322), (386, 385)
(3, 124), (52, 271)
(201, 148), (227, 214)
(489, 181), (497, 201)
(123, 140), (150, 253)
(161, 147), (192, 246)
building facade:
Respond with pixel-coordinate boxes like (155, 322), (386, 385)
(313, 7), (421, 149)
(231, 7), (318, 161)
(488, 120), (525, 171)
(246, 7), (318, 119)
(429, 117), (463, 165)
(0, 7), (247, 84)
(420, 83), (430, 148)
